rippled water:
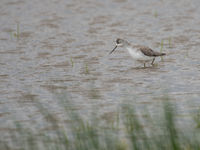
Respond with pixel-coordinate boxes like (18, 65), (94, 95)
(0, 0), (200, 131)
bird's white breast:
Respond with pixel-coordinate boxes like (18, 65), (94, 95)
(127, 47), (143, 59)
(126, 47), (152, 62)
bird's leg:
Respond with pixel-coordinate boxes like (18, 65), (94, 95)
(151, 58), (155, 65)
(144, 63), (146, 68)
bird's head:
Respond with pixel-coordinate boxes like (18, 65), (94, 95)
(109, 38), (129, 54)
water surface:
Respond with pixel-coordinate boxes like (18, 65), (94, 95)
(0, 0), (200, 131)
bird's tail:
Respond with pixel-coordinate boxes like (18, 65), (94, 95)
(154, 52), (166, 56)
(160, 53), (166, 56)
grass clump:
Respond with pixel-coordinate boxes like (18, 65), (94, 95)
(153, 11), (158, 18)
(13, 23), (20, 40)
(85, 63), (89, 74)
(160, 39), (164, 61)
(0, 98), (200, 150)
(168, 37), (172, 48)
(70, 57), (74, 67)
(160, 39), (164, 53)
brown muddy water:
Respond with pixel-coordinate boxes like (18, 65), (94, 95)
(0, 0), (200, 131)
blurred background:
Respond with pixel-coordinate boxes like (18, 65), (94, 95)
(0, 0), (200, 149)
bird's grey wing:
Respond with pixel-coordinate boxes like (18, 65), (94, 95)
(139, 46), (165, 57)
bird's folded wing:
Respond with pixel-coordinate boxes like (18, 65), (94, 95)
(139, 47), (163, 57)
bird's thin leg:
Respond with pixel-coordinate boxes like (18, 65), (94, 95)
(144, 63), (146, 68)
(151, 58), (155, 65)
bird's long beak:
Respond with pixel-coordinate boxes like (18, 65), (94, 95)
(109, 45), (117, 54)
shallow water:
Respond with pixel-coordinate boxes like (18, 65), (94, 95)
(0, 0), (200, 131)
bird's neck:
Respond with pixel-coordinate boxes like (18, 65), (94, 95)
(126, 45), (136, 52)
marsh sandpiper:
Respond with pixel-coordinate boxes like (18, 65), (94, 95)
(109, 38), (166, 67)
